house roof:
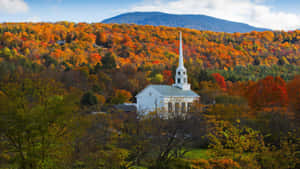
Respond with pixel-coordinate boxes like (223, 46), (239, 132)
(114, 103), (137, 112)
(138, 85), (199, 97)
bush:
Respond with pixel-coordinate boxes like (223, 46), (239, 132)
(188, 159), (211, 169)
(149, 158), (191, 169)
(80, 92), (98, 106)
(111, 89), (132, 104)
(209, 159), (240, 169)
(186, 158), (240, 169)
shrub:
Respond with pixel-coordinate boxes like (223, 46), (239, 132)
(209, 159), (240, 169)
(188, 159), (211, 169)
(81, 92), (98, 106)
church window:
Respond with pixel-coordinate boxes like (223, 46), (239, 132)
(181, 102), (186, 113)
(183, 71), (186, 75)
(184, 78), (187, 83)
(177, 78), (181, 83)
(168, 102), (173, 113)
(178, 71), (181, 75)
(175, 103), (180, 114)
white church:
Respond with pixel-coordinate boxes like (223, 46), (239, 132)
(136, 32), (200, 117)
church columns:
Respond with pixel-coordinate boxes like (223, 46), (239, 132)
(167, 100), (189, 115)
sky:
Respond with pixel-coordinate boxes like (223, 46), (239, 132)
(1, 0), (300, 30)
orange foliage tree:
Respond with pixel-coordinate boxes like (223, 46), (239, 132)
(89, 53), (102, 65)
(111, 89), (132, 104)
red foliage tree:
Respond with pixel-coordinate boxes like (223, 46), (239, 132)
(163, 70), (174, 85)
(246, 76), (288, 109)
(211, 73), (227, 90)
(89, 53), (102, 65)
(287, 75), (300, 114)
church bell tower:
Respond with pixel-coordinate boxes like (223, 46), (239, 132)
(173, 32), (191, 91)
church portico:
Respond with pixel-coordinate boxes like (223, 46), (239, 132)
(163, 96), (196, 113)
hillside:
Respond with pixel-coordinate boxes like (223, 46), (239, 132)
(102, 12), (269, 33)
(0, 23), (299, 169)
(0, 22), (300, 69)
(0, 23), (300, 77)
(0, 22), (299, 85)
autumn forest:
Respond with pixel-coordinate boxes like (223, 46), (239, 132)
(0, 22), (299, 169)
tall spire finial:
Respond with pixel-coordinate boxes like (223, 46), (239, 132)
(179, 32), (184, 68)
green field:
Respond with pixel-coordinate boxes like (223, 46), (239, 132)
(184, 149), (210, 160)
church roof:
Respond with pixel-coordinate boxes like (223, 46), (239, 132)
(148, 85), (199, 97)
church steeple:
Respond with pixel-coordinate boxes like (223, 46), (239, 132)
(173, 32), (191, 90)
(179, 32), (184, 69)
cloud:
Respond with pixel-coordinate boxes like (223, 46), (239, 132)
(131, 0), (300, 30)
(26, 16), (41, 23)
(0, 0), (29, 14)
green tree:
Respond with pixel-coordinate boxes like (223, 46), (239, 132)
(0, 78), (78, 169)
(208, 121), (266, 168)
(198, 69), (214, 82)
(253, 58), (260, 66)
(101, 52), (116, 69)
(0, 47), (12, 59)
(208, 121), (299, 169)
(81, 92), (98, 106)
(152, 73), (164, 83)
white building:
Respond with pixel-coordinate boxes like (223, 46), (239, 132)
(136, 32), (200, 117)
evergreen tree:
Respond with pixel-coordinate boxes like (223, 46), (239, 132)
(102, 52), (116, 69)
(81, 92), (98, 106)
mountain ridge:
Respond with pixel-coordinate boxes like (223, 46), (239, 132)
(102, 12), (269, 33)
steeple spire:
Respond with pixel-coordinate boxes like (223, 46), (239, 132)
(179, 32), (184, 68)
(172, 32), (191, 90)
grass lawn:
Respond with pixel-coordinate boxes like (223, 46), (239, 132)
(131, 166), (148, 169)
(184, 149), (211, 160)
